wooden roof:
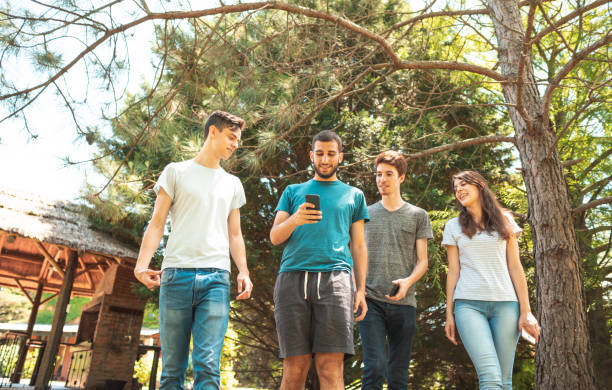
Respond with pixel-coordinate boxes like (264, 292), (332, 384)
(0, 189), (139, 297)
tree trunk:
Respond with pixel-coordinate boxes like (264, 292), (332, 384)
(485, 1), (597, 389)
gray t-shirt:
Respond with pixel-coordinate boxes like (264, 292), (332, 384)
(365, 202), (433, 307)
(154, 160), (246, 271)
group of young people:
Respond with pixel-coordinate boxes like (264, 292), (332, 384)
(134, 111), (541, 390)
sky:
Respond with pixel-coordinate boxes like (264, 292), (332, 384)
(0, 4), (161, 201)
(0, 0), (271, 201)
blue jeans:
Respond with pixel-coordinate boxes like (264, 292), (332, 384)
(159, 268), (230, 390)
(358, 298), (416, 390)
(454, 299), (520, 390)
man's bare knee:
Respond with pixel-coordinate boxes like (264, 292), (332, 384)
(281, 354), (312, 390)
(314, 353), (344, 388)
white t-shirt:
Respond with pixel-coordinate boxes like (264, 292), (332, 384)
(154, 160), (246, 271)
(442, 213), (522, 302)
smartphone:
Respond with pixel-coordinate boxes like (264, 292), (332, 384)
(305, 194), (320, 211)
(521, 328), (536, 344)
(389, 284), (400, 297)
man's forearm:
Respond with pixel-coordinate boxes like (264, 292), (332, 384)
(352, 245), (367, 292)
(270, 214), (297, 245)
(229, 234), (249, 274)
(405, 257), (428, 286)
(135, 223), (164, 271)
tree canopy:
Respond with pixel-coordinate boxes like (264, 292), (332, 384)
(1, 1), (611, 388)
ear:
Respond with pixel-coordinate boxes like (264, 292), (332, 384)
(209, 125), (218, 138)
(399, 174), (405, 184)
(310, 150), (314, 163)
(338, 152), (344, 163)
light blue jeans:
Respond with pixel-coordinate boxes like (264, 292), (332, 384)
(454, 299), (520, 390)
(159, 268), (230, 390)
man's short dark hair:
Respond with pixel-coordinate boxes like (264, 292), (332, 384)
(375, 150), (407, 176)
(312, 130), (343, 152)
(203, 110), (246, 139)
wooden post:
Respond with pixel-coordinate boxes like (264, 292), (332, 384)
(34, 249), (77, 390)
(149, 347), (161, 390)
(10, 280), (44, 383)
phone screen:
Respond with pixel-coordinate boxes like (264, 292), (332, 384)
(305, 194), (320, 211)
(390, 284), (400, 297)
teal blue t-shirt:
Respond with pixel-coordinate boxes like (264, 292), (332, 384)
(275, 179), (369, 272)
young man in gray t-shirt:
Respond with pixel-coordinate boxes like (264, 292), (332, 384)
(359, 151), (433, 390)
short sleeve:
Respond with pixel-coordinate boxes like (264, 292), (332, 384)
(416, 210), (434, 239)
(231, 177), (246, 210)
(352, 190), (370, 223)
(441, 220), (457, 246)
(154, 164), (175, 200)
(505, 212), (522, 236)
(275, 186), (293, 214)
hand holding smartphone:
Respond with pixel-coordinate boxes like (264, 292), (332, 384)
(389, 284), (400, 297)
(305, 194), (320, 211)
(521, 328), (536, 344)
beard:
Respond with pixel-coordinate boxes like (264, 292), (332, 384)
(313, 162), (339, 179)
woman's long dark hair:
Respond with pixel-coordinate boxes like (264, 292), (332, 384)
(452, 171), (512, 240)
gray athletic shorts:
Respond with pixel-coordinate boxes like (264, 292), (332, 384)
(274, 270), (355, 358)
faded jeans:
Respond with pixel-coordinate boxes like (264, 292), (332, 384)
(454, 299), (520, 390)
(159, 268), (230, 390)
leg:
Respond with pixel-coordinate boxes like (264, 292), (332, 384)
(159, 269), (194, 390)
(357, 298), (387, 390)
(386, 304), (416, 390)
(454, 300), (502, 390)
(274, 272), (313, 357)
(280, 354), (312, 390)
(489, 302), (520, 390)
(274, 272), (313, 389)
(192, 269), (230, 390)
(314, 353), (345, 390)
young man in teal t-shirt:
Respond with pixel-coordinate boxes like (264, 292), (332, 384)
(270, 130), (369, 390)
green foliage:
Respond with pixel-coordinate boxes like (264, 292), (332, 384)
(141, 302), (160, 329)
(36, 296), (90, 324)
(0, 288), (31, 322)
(221, 326), (240, 389)
(85, 3), (518, 388)
(80, 0), (611, 388)
(133, 352), (153, 386)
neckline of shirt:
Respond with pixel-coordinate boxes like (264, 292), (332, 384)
(189, 159), (224, 172)
(310, 178), (342, 185)
(378, 200), (410, 213)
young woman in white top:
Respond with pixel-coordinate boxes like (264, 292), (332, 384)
(442, 171), (540, 390)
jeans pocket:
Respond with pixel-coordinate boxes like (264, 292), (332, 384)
(216, 270), (230, 286)
(161, 268), (177, 285)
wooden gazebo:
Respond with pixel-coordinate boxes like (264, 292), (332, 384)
(0, 188), (142, 390)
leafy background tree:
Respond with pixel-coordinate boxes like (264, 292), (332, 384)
(83, 1), (538, 388)
(1, 0), (610, 389)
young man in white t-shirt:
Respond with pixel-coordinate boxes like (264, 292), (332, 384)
(134, 111), (253, 390)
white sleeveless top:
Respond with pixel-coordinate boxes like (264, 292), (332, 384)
(442, 214), (521, 302)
